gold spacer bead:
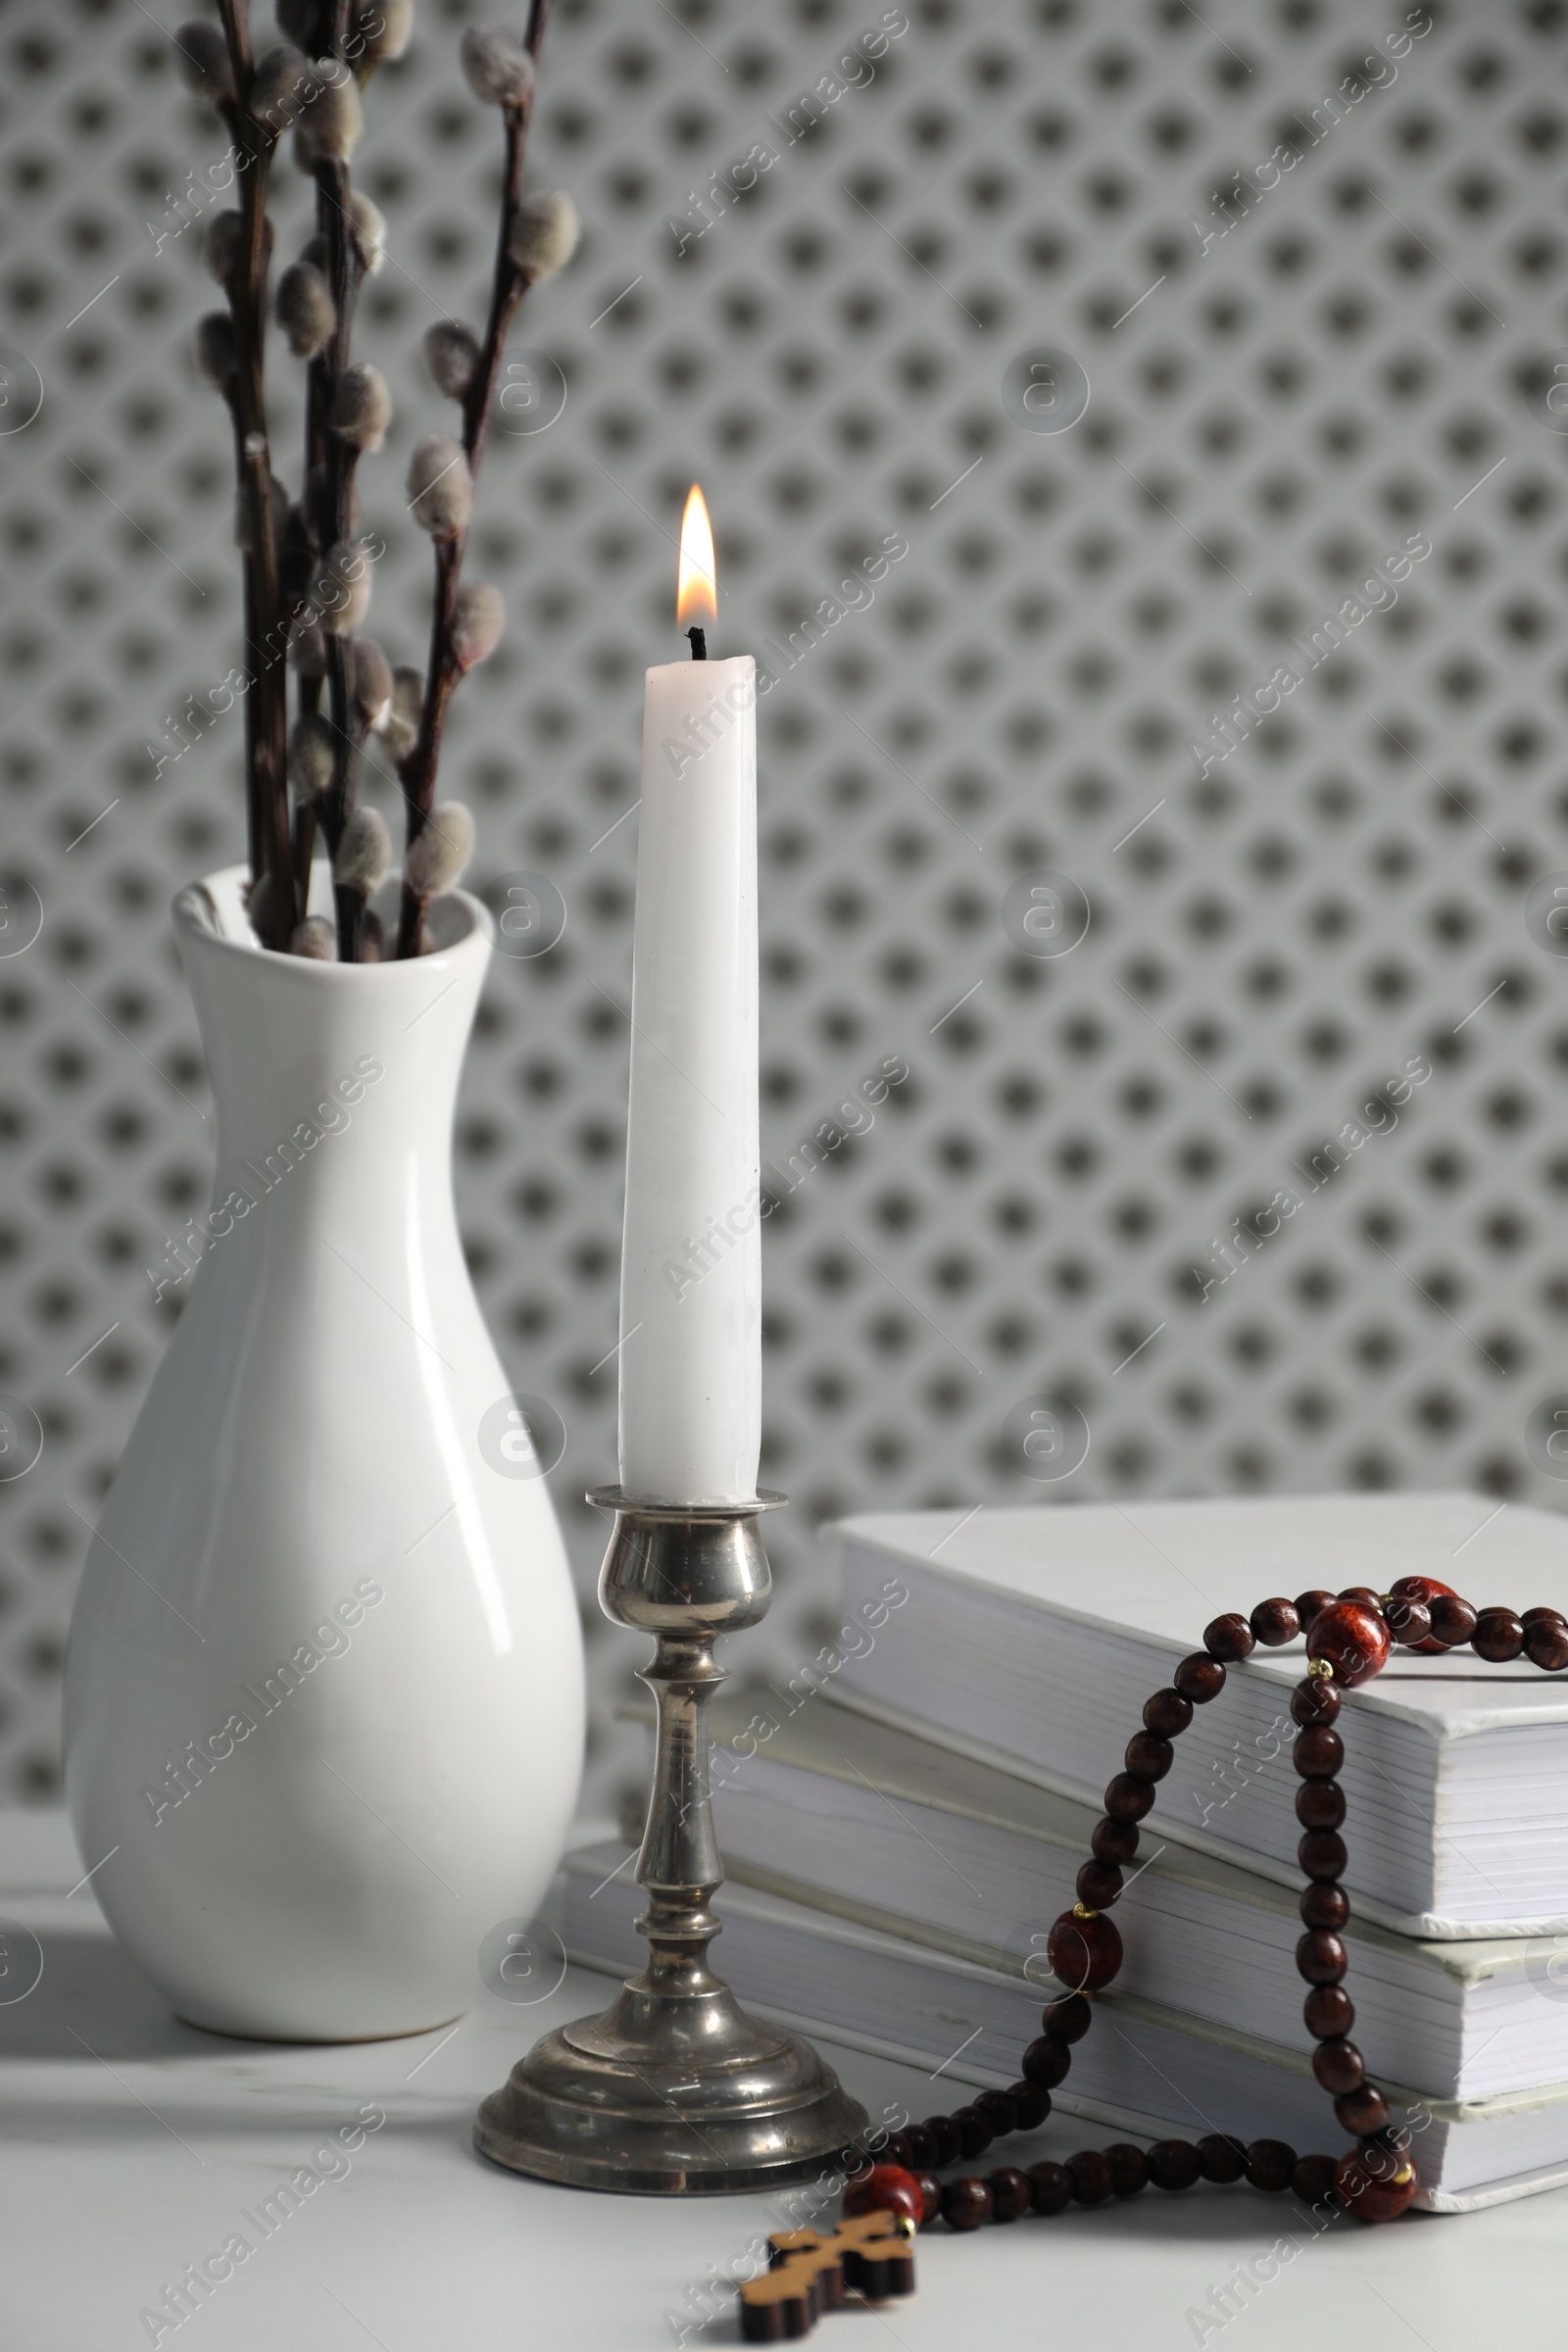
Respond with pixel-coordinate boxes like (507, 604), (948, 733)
(1307, 1656), (1336, 1679)
(1392, 2163), (1414, 2186)
(1071, 1901), (1099, 1921)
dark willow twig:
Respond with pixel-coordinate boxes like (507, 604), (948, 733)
(394, 0), (552, 959)
(214, 2), (295, 951)
(313, 0), (371, 959)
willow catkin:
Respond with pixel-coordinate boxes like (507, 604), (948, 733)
(203, 211), (245, 287)
(353, 638), (393, 729)
(508, 191), (579, 282)
(290, 915), (337, 959)
(406, 435), (472, 539)
(287, 713), (336, 801)
(289, 616), (328, 677)
(276, 260), (335, 359)
(380, 664), (424, 762)
(349, 192), (386, 274)
(404, 803), (475, 898)
(194, 313), (238, 390)
(251, 42), (312, 130)
(451, 580), (503, 670)
(314, 539), (375, 636)
(293, 62), (363, 164)
(423, 320), (481, 402)
(461, 25), (535, 105)
(332, 363), (392, 454)
(333, 806), (392, 895)
(174, 21), (233, 102)
(357, 0), (414, 65)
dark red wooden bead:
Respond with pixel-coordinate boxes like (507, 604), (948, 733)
(879, 2132), (912, 2172)
(985, 2165), (1032, 2222)
(1335, 2082), (1390, 2135)
(1427, 1592), (1477, 1650)
(1076, 1859), (1123, 1910)
(1293, 1726), (1344, 1778)
(953, 2107), (994, 2160)
(1294, 1588), (1337, 1630)
(1173, 1652), (1227, 1703)
(1244, 2138), (1295, 2191)
(921, 2114), (961, 2167)
(1296, 1779), (1347, 1830)
(1525, 1617), (1568, 1672)
(1146, 2139), (1202, 2191)
(1007, 2081), (1051, 2131)
(1143, 1687), (1193, 1738)
(940, 2175), (993, 2230)
(1299, 1829), (1349, 1881)
(914, 2173), (942, 2226)
(1303, 1984), (1354, 2038)
(1066, 2149), (1114, 2205)
(1296, 1930), (1348, 1984)
(1311, 2036), (1366, 2094)
(1338, 1586), (1383, 1610)
(1523, 1607), (1566, 1631)
(1042, 1993), (1094, 2043)
(1196, 2133), (1247, 2184)
(1386, 1597), (1432, 1649)
(1290, 1676), (1342, 1728)
(1203, 1612), (1255, 1661)
(1105, 2143), (1149, 2196)
(901, 2123), (937, 2170)
(1299, 1880), (1350, 1931)
(1388, 1575), (1456, 1655)
(1472, 1606), (1524, 1662)
(1103, 1772), (1156, 1823)
(1046, 1908), (1123, 1992)
(975, 2088), (1019, 2135)
(1027, 2160), (1072, 2215)
(1250, 1596), (1299, 1646)
(1092, 1817), (1140, 1866)
(1021, 2037), (1071, 2090)
(843, 2165), (925, 2227)
(1291, 2153), (1340, 2205)
(1333, 2142), (1417, 2223)
(1305, 1600), (1390, 1687)
(1124, 1732), (1174, 1784)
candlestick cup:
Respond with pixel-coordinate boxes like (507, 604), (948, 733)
(473, 1488), (868, 2192)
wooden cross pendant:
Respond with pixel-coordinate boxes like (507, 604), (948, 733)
(738, 2209), (916, 2342)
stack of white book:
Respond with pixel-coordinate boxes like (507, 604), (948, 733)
(564, 1492), (1568, 2211)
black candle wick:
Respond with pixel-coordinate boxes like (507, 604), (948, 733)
(685, 625), (708, 661)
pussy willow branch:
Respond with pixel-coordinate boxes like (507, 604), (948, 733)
(394, 0), (551, 959)
(313, 0), (374, 959)
(216, 0), (295, 950)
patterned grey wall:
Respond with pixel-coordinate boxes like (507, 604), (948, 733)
(1, 0), (1566, 1816)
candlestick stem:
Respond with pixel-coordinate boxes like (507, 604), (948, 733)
(474, 1489), (868, 2193)
(636, 1632), (724, 1989)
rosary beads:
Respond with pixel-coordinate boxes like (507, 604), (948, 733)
(738, 1574), (1568, 2341)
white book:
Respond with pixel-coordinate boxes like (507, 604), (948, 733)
(666, 1698), (1568, 2104)
(825, 1492), (1568, 1936)
(562, 1840), (1568, 2212)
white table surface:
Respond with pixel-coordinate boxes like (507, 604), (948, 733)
(2, 1811), (1559, 2351)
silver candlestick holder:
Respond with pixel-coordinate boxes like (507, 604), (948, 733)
(474, 1487), (868, 2194)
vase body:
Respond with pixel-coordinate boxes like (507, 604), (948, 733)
(65, 867), (585, 2040)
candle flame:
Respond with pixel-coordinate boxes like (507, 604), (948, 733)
(676, 483), (717, 627)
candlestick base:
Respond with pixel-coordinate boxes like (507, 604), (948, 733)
(473, 1488), (869, 2194)
(473, 1989), (867, 2195)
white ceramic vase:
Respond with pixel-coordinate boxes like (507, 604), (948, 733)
(65, 866), (584, 2040)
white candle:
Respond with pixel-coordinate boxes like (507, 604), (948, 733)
(617, 488), (760, 1505)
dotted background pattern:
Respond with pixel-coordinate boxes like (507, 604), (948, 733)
(2, 0), (1567, 1817)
